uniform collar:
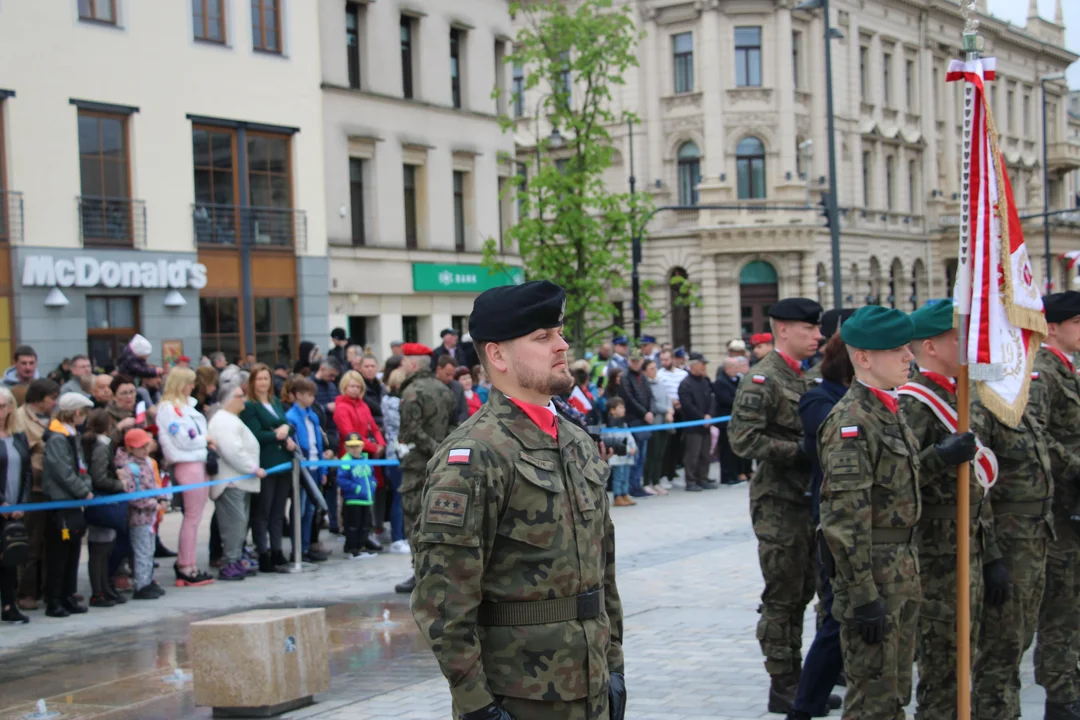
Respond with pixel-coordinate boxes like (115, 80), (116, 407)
(916, 367), (957, 396)
(857, 380), (899, 414)
(506, 395), (559, 442)
(774, 349), (804, 376)
(1042, 343), (1075, 373)
(488, 390), (560, 450)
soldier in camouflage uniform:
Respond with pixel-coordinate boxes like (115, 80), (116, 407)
(411, 280), (625, 720)
(395, 342), (457, 595)
(901, 299), (999, 720)
(820, 306), (966, 720)
(1029, 292), (1080, 720)
(728, 298), (823, 712)
(970, 394), (1054, 720)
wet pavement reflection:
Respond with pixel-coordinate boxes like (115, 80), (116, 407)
(0, 596), (434, 720)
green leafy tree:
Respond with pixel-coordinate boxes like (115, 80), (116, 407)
(486, 0), (673, 356)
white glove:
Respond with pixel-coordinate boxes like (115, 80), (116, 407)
(395, 442), (412, 459)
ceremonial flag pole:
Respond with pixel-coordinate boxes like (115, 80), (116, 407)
(949, 3), (1048, 717)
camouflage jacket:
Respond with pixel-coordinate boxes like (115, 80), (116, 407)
(901, 370), (996, 559)
(970, 398), (1054, 542)
(1029, 347), (1080, 543)
(728, 350), (814, 504)
(398, 368), (456, 489)
(411, 389), (623, 712)
(819, 382), (921, 612)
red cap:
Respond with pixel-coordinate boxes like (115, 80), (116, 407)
(124, 428), (151, 448)
(750, 333), (773, 347)
(401, 342), (434, 356)
(177, 355), (191, 363)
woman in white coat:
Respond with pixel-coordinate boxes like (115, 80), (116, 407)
(207, 383), (265, 582)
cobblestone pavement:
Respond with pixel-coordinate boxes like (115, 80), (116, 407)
(0, 470), (1049, 719)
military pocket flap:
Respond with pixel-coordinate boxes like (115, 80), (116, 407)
(514, 460), (564, 493)
(879, 434), (910, 456)
(518, 451), (556, 472)
(781, 387), (803, 404)
(582, 462), (609, 487)
(415, 530), (480, 548)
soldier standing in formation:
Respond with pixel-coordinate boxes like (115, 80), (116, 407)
(1030, 291), (1080, 720)
(818, 306), (924, 720)
(970, 370), (1055, 719)
(729, 298), (832, 712)
(394, 342), (456, 595)
(901, 299), (989, 719)
(411, 280), (625, 720)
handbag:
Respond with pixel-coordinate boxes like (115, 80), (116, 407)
(205, 448), (219, 477)
(55, 507), (86, 540)
(1, 519), (29, 567)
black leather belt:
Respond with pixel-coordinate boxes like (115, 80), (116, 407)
(477, 589), (604, 626)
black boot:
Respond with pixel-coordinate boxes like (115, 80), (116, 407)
(767, 672), (799, 714)
(270, 550), (289, 568)
(786, 712), (812, 720)
(45, 601), (70, 618)
(88, 542), (108, 598)
(258, 552), (275, 574)
(395, 576), (416, 594)
(1045, 700), (1080, 720)
(154, 536), (178, 558)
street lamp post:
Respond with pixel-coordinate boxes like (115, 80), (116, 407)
(796, 0), (844, 308)
(1041, 72), (1066, 291)
(629, 118), (642, 341)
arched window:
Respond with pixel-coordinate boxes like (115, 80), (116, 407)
(739, 260), (779, 334)
(816, 262), (829, 307)
(736, 136), (766, 199)
(888, 258), (903, 308)
(911, 259), (927, 309)
(848, 262), (861, 306)
(677, 142), (701, 206)
(669, 267), (692, 350)
(868, 256), (882, 305)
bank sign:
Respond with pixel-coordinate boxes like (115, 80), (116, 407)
(21, 255), (209, 290)
(412, 263), (524, 293)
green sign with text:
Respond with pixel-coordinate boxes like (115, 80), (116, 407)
(412, 263), (524, 293)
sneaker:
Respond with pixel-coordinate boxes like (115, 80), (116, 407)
(113, 575), (133, 591)
(63, 596), (88, 614)
(2, 606), (30, 624)
(389, 540), (411, 554)
(148, 582), (166, 598)
(653, 486), (669, 496)
(364, 535), (384, 552)
(133, 584), (162, 600)
(239, 557), (259, 577)
(218, 562), (247, 582)
(45, 602), (70, 618)
(375, 528), (392, 545)
(303, 549), (328, 563)
(349, 550), (376, 560)
(659, 478), (673, 490)
(643, 486), (657, 495)
(106, 585), (128, 604)
(89, 593), (115, 608)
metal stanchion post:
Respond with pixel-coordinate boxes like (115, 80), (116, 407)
(281, 456), (317, 574)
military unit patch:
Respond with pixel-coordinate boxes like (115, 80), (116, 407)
(448, 448), (471, 464)
(840, 426), (859, 439)
(425, 490), (469, 527)
(752, 375), (766, 384)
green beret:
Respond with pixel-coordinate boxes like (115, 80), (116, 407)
(910, 299), (955, 340)
(841, 305), (915, 350)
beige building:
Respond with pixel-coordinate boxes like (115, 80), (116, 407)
(516, 0), (1079, 360)
(319, 0), (521, 360)
(0, 0), (328, 371)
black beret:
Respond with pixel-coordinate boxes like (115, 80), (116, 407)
(440, 327), (458, 338)
(330, 327), (347, 341)
(1043, 291), (1080, 324)
(768, 298), (823, 324)
(469, 280), (566, 343)
(820, 308), (856, 339)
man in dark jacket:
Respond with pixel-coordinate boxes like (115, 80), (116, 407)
(328, 328), (349, 367)
(679, 352), (717, 491)
(435, 355), (469, 425)
(358, 353), (385, 429)
(431, 328), (467, 370)
(619, 348), (652, 497)
(713, 356), (749, 484)
(313, 358), (341, 413)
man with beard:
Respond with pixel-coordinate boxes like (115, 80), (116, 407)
(728, 298), (825, 712)
(412, 280), (626, 720)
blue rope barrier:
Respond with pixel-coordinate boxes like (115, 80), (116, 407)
(0, 417), (732, 514)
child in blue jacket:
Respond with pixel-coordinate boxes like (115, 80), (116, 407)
(338, 433), (376, 559)
(285, 378), (331, 562)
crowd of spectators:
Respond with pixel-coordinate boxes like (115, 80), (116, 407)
(0, 325), (772, 625)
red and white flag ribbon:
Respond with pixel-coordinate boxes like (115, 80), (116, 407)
(135, 400), (146, 426)
(568, 385), (593, 415)
(898, 382), (998, 489)
(948, 57), (1046, 426)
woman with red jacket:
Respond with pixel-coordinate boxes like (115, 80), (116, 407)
(333, 371), (386, 459)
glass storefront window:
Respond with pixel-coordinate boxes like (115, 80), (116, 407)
(87, 295), (138, 369)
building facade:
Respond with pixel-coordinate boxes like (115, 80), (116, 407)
(516, 0), (1079, 361)
(319, 0), (521, 360)
(0, 0), (327, 372)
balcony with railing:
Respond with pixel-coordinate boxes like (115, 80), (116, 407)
(1047, 139), (1080, 174)
(842, 209), (926, 235)
(193, 203), (307, 251)
(0, 190), (23, 244)
(78, 196), (146, 247)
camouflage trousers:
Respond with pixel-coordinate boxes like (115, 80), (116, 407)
(1034, 531), (1080, 703)
(837, 554), (920, 720)
(751, 494), (816, 676)
(973, 534), (1048, 720)
(483, 693), (609, 720)
(914, 537), (985, 720)
(400, 470), (424, 555)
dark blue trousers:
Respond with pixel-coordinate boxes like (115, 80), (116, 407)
(792, 564), (844, 715)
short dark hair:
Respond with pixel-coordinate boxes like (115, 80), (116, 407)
(320, 356), (342, 373)
(291, 377), (317, 396)
(71, 354), (89, 364)
(819, 333), (855, 386)
(437, 354), (457, 369)
(25, 379), (60, 404)
(607, 397), (625, 411)
(573, 367), (590, 386)
(13, 345), (36, 361)
(641, 358), (655, 373)
(110, 373), (135, 395)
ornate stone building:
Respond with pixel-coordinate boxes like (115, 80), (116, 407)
(515, 0), (1078, 360)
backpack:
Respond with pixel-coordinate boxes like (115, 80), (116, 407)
(1, 519), (29, 568)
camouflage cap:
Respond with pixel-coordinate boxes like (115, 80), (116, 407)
(629, 348), (643, 361)
(910, 298), (955, 340)
(840, 305), (915, 350)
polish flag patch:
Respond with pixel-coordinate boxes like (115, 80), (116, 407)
(840, 426), (860, 439)
(448, 448), (471, 464)
(752, 375), (766, 385)
(1031, 372), (1040, 380)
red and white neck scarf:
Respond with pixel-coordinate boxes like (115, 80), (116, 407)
(1042, 343), (1075, 374)
(897, 380), (998, 489)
